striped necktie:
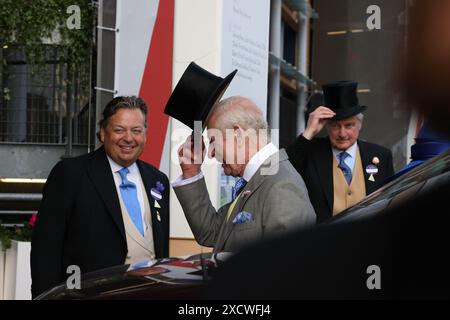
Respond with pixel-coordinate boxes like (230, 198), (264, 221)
(232, 177), (247, 201)
(338, 152), (353, 185)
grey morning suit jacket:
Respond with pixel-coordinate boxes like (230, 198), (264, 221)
(173, 149), (316, 253)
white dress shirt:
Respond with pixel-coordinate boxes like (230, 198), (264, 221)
(107, 156), (147, 234)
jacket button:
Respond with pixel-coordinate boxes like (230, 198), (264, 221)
(348, 191), (352, 196)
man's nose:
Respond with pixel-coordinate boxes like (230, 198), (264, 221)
(123, 130), (133, 141)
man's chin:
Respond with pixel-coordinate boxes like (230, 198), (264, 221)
(117, 155), (139, 167)
(335, 142), (351, 150)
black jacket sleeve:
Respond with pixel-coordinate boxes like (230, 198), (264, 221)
(30, 160), (76, 298)
(285, 134), (312, 175)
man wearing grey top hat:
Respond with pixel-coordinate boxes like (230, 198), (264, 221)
(287, 81), (394, 223)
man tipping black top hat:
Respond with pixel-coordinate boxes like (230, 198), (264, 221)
(287, 80), (394, 223)
(164, 62), (237, 131)
(305, 81), (367, 120)
(164, 62), (316, 253)
(322, 81), (367, 120)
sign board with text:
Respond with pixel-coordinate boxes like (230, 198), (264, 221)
(221, 0), (270, 116)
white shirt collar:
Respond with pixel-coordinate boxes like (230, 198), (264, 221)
(332, 141), (358, 161)
(242, 143), (279, 182)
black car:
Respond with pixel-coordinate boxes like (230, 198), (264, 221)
(35, 252), (232, 300)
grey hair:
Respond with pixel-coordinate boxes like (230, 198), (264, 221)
(356, 113), (364, 122)
(213, 96), (270, 135)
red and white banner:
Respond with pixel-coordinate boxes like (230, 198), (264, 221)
(114, 0), (174, 172)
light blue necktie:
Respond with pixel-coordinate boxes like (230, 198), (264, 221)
(232, 177), (247, 201)
(118, 167), (144, 236)
(338, 152), (353, 185)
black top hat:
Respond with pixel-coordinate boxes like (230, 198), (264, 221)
(306, 92), (324, 114)
(322, 81), (367, 120)
(164, 62), (238, 131)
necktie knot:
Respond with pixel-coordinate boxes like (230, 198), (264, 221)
(118, 167), (129, 180)
(338, 151), (349, 164)
(118, 167), (135, 189)
(232, 177), (247, 201)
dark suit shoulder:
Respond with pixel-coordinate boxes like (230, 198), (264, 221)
(47, 152), (90, 179)
(358, 140), (394, 179)
(309, 136), (331, 148)
(137, 160), (169, 183)
(287, 135), (328, 157)
(60, 151), (93, 167)
(50, 148), (106, 180)
(294, 136), (331, 156)
(358, 140), (392, 156)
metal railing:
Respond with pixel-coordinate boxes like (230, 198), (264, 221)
(0, 193), (42, 202)
(0, 194), (40, 232)
(0, 47), (93, 146)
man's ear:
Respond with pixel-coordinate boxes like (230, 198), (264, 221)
(99, 128), (105, 144)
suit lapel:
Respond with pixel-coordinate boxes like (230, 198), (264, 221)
(136, 160), (164, 257)
(87, 147), (126, 241)
(312, 139), (333, 212)
(217, 151), (284, 251)
(358, 140), (375, 194)
(216, 173), (266, 252)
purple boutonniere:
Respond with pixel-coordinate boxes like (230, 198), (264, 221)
(151, 181), (165, 201)
(156, 181), (165, 193)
